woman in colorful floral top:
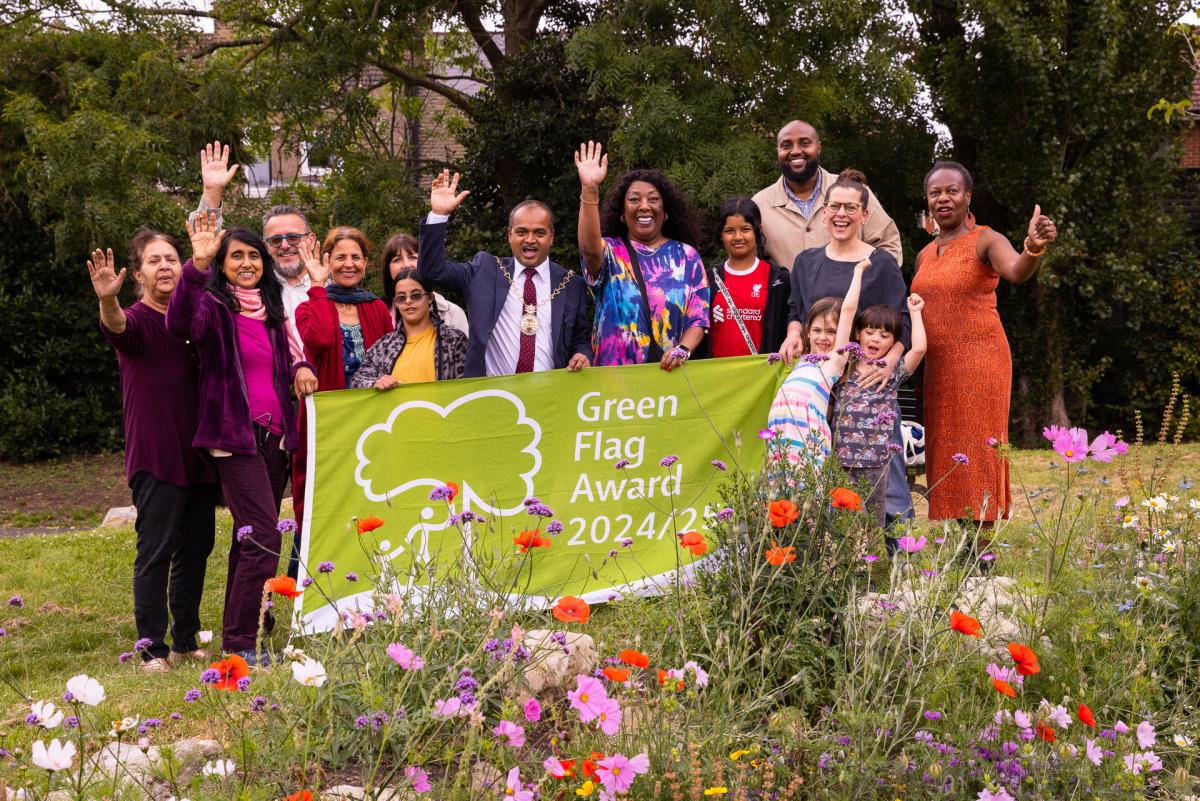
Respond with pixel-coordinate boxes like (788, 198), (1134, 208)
(575, 141), (710, 369)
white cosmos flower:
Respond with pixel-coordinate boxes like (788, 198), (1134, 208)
(30, 700), (63, 728)
(197, 630), (213, 645)
(30, 739), (76, 772)
(64, 674), (106, 706)
(291, 657), (327, 687)
(201, 758), (237, 777)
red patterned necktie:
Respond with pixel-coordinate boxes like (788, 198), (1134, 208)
(515, 267), (538, 373)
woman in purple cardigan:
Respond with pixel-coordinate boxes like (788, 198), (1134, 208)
(168, 213), (317, 664)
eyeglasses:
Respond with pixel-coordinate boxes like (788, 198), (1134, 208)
(264, 233), (306, 248)
(394, 291), (427, 304)
(826, 202), (861, 214)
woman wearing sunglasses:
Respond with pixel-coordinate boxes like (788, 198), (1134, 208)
(351, 269), (467, 389)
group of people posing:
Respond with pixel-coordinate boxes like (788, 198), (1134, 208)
(92, 120), (1057, 669)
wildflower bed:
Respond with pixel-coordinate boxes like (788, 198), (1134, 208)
(1, 430), (1198, 801)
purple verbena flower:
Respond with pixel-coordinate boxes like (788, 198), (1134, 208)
(354, 715), (370, 729)
(199, 669), (221, 686)
(767, 352), (783, 364)
(118, 652), (133, 664)
(546, 520), (564, 534)
(237, 676), (251, 692)
(345, 572), (359, 582)
(711, 459), (727, 471)
(716, 507), (734, 521)
(526, 503), (554, 518)
(134, 637), (153, 651)
(250, 696), (268, 712)
(318, 561), (335, 574)
(301, 577), (314, 587)
(952, 452), (969, 465)
(7, 595), (24, 608)
(277, 519), (298, 534)
(428, 485), (455, 501)
(63, 716), (79, 729)
(614, 459), (630, 469)
(522, 497), (541, 507)
(184, 688), (202, 702)
(660, 455), (679, 468)
(801, 353), (830, 364)
(236, 525), (253, 542)
(169, 712), (182, 720)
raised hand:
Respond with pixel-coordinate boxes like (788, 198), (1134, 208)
(1026, 205), (1057, 250)
(86, 248), (126, 300)
(298, 238), (329, 284)
(201, 141), (239, 193)
(907, 293), (925, 313)
(575, 141), (608, 189)
(430, 169), (470, 215)
(186, 211), (225, 270)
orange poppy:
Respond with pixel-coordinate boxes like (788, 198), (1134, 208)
(1007, 642), (1040, 676)
(992, 678), (1016, 698)
(581, 754), (602, 780)
(679, 531), (708, 556)
(1078, 704), (1096, 727)
(949, 610), (982, 637)
(553, 759), (577, 778)
(830, 488), (863, 510)
(602, 667), (631, 682)
(356, 515), (385, 534)
(284, 792), (314, 801)
(1036, 722), (1056, 742)
(446, 482), (459, 501)
(619, 649), (650, 668)
(552, 596), (590, 624)
(263, 576), (302, 599)
(764, 541), (797, 566)
(768, 499), (799, 528)
(514, 529), (552, 553)
(209, 654), (250, 691)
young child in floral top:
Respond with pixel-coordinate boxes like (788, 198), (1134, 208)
(833, 294), (927, 529)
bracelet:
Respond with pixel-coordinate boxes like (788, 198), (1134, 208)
(580, 192), (600, 205)
(670, 346), (691, 361)
(1022, 237), (1046, 257)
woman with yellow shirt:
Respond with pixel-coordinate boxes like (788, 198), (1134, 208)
(351, 270), (467, 389)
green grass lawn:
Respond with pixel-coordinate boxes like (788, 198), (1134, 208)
(1, 444), (1195, 740)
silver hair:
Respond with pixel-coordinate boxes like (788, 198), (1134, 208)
(261, 204), (312, 232)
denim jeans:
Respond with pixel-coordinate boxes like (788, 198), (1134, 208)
(885, 405), (915, 527)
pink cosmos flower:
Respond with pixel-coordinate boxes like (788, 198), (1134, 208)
(977, 789), (1015, 801)
(1089, 431), (1128, 462)
(1114, 720), (1130, 735)
(861, 554), (879, 562)
(896, 535), (927, 554)
(523, 697), (542, 722)
(503, 766), (534, 801)
(1136, 720), (1156, 749)
(386, 642), (425, 671)
(493, 719), (525, 748)
(1013, 710), (1031, 730)
(1085, 738), (1103, 766)
(567, 674), (609, 723)
(1114, 496), (1130, 508)
(683, 660), (709, 687)
(432, 697), (472, 718)
(595, 752), (650, 794)
(594, 696), (622, 736)
(406, 766), (432, 793)
(1123, 750), (1162, 775)
(1042, 425), (1069, 442)
(1052, 428), (1090, 462)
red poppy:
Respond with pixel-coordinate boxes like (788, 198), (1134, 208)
(679, 531), (708, 556)
(830, 488), (863, 511)
(619, 649), (650, 668)
(581, 754), (602, 780)
(1078, 704), (1096, 728)
(1036, 722), (1056, 742)
(992, 678), (1016, 698)
(602, 667), (631, 682)
(446, 482), (459, 501)
(357, 515), (385, 534)
(949, 610), (982, 637)
(263, 576), (302, 599)
(552, 596), (590, 624)
(1007, 642), (1041, 676)
(768, 499), (799, 528)
(514, 529), (552, 553)
(765, 541), (797, 566)
(284, 792), (314, 801)
(209, 654), (250, 691)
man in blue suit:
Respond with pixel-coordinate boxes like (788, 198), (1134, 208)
(418, 170), (593, 378)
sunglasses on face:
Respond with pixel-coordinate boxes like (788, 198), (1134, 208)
(264, 233), (306, 248)
(394, 291), (428, 304)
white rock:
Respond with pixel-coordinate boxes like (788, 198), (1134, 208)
(521, 629), (598, 695)
(470, 760), (504, 794)
(101, 505), (138, 528)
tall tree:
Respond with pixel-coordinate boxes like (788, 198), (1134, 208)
(909, 0), (1200, 441)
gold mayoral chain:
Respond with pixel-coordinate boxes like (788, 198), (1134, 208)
(494, 256), (573, 336)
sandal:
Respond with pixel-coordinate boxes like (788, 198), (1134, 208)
(139, 657), (171, 673)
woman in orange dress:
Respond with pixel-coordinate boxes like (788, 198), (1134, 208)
(911, 162), (1057, 521)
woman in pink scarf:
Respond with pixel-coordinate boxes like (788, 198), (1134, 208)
(167, 213), (316, 665)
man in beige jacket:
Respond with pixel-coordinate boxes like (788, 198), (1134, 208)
(752, 120), (903, 269)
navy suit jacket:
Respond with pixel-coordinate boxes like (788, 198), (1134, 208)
(417, 220), (593, 378)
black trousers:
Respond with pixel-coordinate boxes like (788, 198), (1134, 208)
(214, 431), (290, 653)
(130, 472), (218, 660)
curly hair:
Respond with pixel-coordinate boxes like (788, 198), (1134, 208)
(599, 169), (702, 250)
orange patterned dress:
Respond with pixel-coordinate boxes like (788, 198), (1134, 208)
(911, 226), (1011, 520)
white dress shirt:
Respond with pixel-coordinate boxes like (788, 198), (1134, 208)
(278, 272), (312, 345)
(426, 212), (554, 375)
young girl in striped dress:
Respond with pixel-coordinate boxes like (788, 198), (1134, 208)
(767, 256), (869, 466)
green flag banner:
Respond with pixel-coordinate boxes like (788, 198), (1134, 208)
(296, 355), (780, 633)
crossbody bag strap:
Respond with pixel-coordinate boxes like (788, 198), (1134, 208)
(712, 267), (758, 356)
(623, 239), (664, 363)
